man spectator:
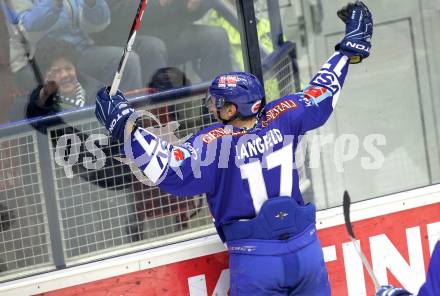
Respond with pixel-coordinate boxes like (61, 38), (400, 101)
(99, 0), (232, 84)
(26, 39), (101, 118)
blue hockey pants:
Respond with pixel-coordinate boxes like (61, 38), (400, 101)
(227, 225), (330, 296)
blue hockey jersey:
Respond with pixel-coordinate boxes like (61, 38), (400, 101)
(126, 52), (349, 240)
(418, 241), (440, 296)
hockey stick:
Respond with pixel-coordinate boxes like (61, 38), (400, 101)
(343, 190), (380, 290)
(109, 0), (148, 96)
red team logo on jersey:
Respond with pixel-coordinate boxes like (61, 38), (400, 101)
(173, 148), (185, 161)
(218, 75), (239, 88)
(304, 86), (327, 100)
(170, 146), (193, 167)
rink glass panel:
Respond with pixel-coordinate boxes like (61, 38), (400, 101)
(0, 133), (53, 280)
(47, 96), (214, 262)
(0, 0), (439, 282)
(0, 0), (243, 280)
(0, 43), (301, 280)
(258, 0), (440, 208)
(4, 1), (244, 123)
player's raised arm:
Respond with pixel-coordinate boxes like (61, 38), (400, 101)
(94, 87), (215, 197)
(294, 1), (373, 133)
(126, 126), (217, 197)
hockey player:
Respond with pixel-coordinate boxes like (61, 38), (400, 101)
(95, 2), (372, 295)
(375, 241), (439, 296)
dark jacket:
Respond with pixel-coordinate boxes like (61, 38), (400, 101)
(26, 73), (101, 118)
(25, 74), (132, 190)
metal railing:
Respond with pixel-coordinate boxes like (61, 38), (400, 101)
(0, 133), (53, 279)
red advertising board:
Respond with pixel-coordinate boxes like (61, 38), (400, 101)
(36, 202), (440, 296)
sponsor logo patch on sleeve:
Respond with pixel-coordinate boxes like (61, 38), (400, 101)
(169, 143), (197, 167)
(300, 86), (332, 106)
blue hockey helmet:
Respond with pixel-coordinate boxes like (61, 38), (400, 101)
(207, 72), (265, 118)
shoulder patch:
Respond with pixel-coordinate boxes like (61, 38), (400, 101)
(170, 146), (191, 167)
(202, 126), (247, 144)
(261, 99), (297, 127)
(301, 86), (332, 106)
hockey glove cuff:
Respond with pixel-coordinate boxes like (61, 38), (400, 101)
(95, 87), (140, 143)
(335, 1), (373, 64)
(336, 39), (371, 63)
(375, 285), (413, 296)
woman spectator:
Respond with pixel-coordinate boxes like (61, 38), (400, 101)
(26, 39), (101, 118)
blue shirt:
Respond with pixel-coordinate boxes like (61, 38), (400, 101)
(5, 0), (110, 50)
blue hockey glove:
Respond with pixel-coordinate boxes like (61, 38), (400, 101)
(95, 87), (139, 143)
(336, 1), (373, 64)
(375, 285), (413, 296)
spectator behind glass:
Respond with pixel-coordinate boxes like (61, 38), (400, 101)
(100, 0), (232, 84)
(148, 67), (191, 92)
(4, 0), (142, 96)
(0, 3), (16, 124)
(26, 39), (101, 118)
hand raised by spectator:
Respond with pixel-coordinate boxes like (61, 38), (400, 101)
(37, 81), (59, 108)
(187, 0), (201, 12)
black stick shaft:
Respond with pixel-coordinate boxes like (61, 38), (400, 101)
(343, 191), (380, 290)
(109, 0), (148, 96)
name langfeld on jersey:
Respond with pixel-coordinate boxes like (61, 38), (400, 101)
(236, 129), (283, 160)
